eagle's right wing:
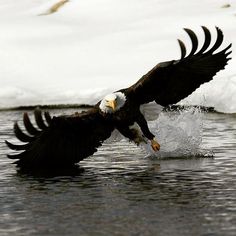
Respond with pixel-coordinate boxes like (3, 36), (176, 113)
(123, 26), (232, 106)
(6, 108), (114, 169)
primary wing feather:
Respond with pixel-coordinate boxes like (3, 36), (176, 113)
(6, 108), (114, 169)
(125, 26), (232, 106)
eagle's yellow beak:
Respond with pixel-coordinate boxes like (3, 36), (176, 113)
(106, 100), (117, 111)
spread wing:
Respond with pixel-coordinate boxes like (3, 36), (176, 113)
(6, 108), (114, 169)
(124, 26), (232, 106)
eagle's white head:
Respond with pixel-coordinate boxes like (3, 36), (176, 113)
(99, 92), (126, 113)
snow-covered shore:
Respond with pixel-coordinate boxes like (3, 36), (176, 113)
(0, 0), (235, 112)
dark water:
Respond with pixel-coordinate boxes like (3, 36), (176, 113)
(0, 109), (235, 236)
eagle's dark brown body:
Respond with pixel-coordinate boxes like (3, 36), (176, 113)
(6, 26), (232, 170)
(99, 91), (155, 140)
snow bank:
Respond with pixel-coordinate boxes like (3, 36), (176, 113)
(0, 0), (235, 112)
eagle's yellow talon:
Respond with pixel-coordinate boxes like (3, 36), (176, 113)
(151, 139), (160, 152)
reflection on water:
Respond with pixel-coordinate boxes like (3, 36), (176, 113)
(0, 109), (236, 236)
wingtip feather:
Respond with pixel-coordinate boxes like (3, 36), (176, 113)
(44, 111), (52, 125)
(14, 122), (33, 143)
(183, 28), (198, 57)
(23, 112), (39, 135)
(197, 26), (211, 54)
(34, 108), (48, 130)
(177, 39), (187, 59)
(205, 26), (224, 54)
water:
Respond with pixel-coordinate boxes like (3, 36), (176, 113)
(0, 109), (236, 236)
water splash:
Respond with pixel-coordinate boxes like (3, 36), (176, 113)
(141, 107), (204, 158)
(105, 107), (210, 158)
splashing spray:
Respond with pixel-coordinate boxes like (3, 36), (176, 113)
(142, 107), (203, 158)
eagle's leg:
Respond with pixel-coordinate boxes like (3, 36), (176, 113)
(136, 112), (160, 151)
(116, 126), (146, 145)
(131, 129), (147, 145)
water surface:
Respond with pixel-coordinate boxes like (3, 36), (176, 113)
(0, 109), (235, 236)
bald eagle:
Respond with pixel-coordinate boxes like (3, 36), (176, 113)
(6, 26), (231, 170)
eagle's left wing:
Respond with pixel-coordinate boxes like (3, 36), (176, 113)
(6, 108), (114, 169)
(123, 26), (232, 106)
